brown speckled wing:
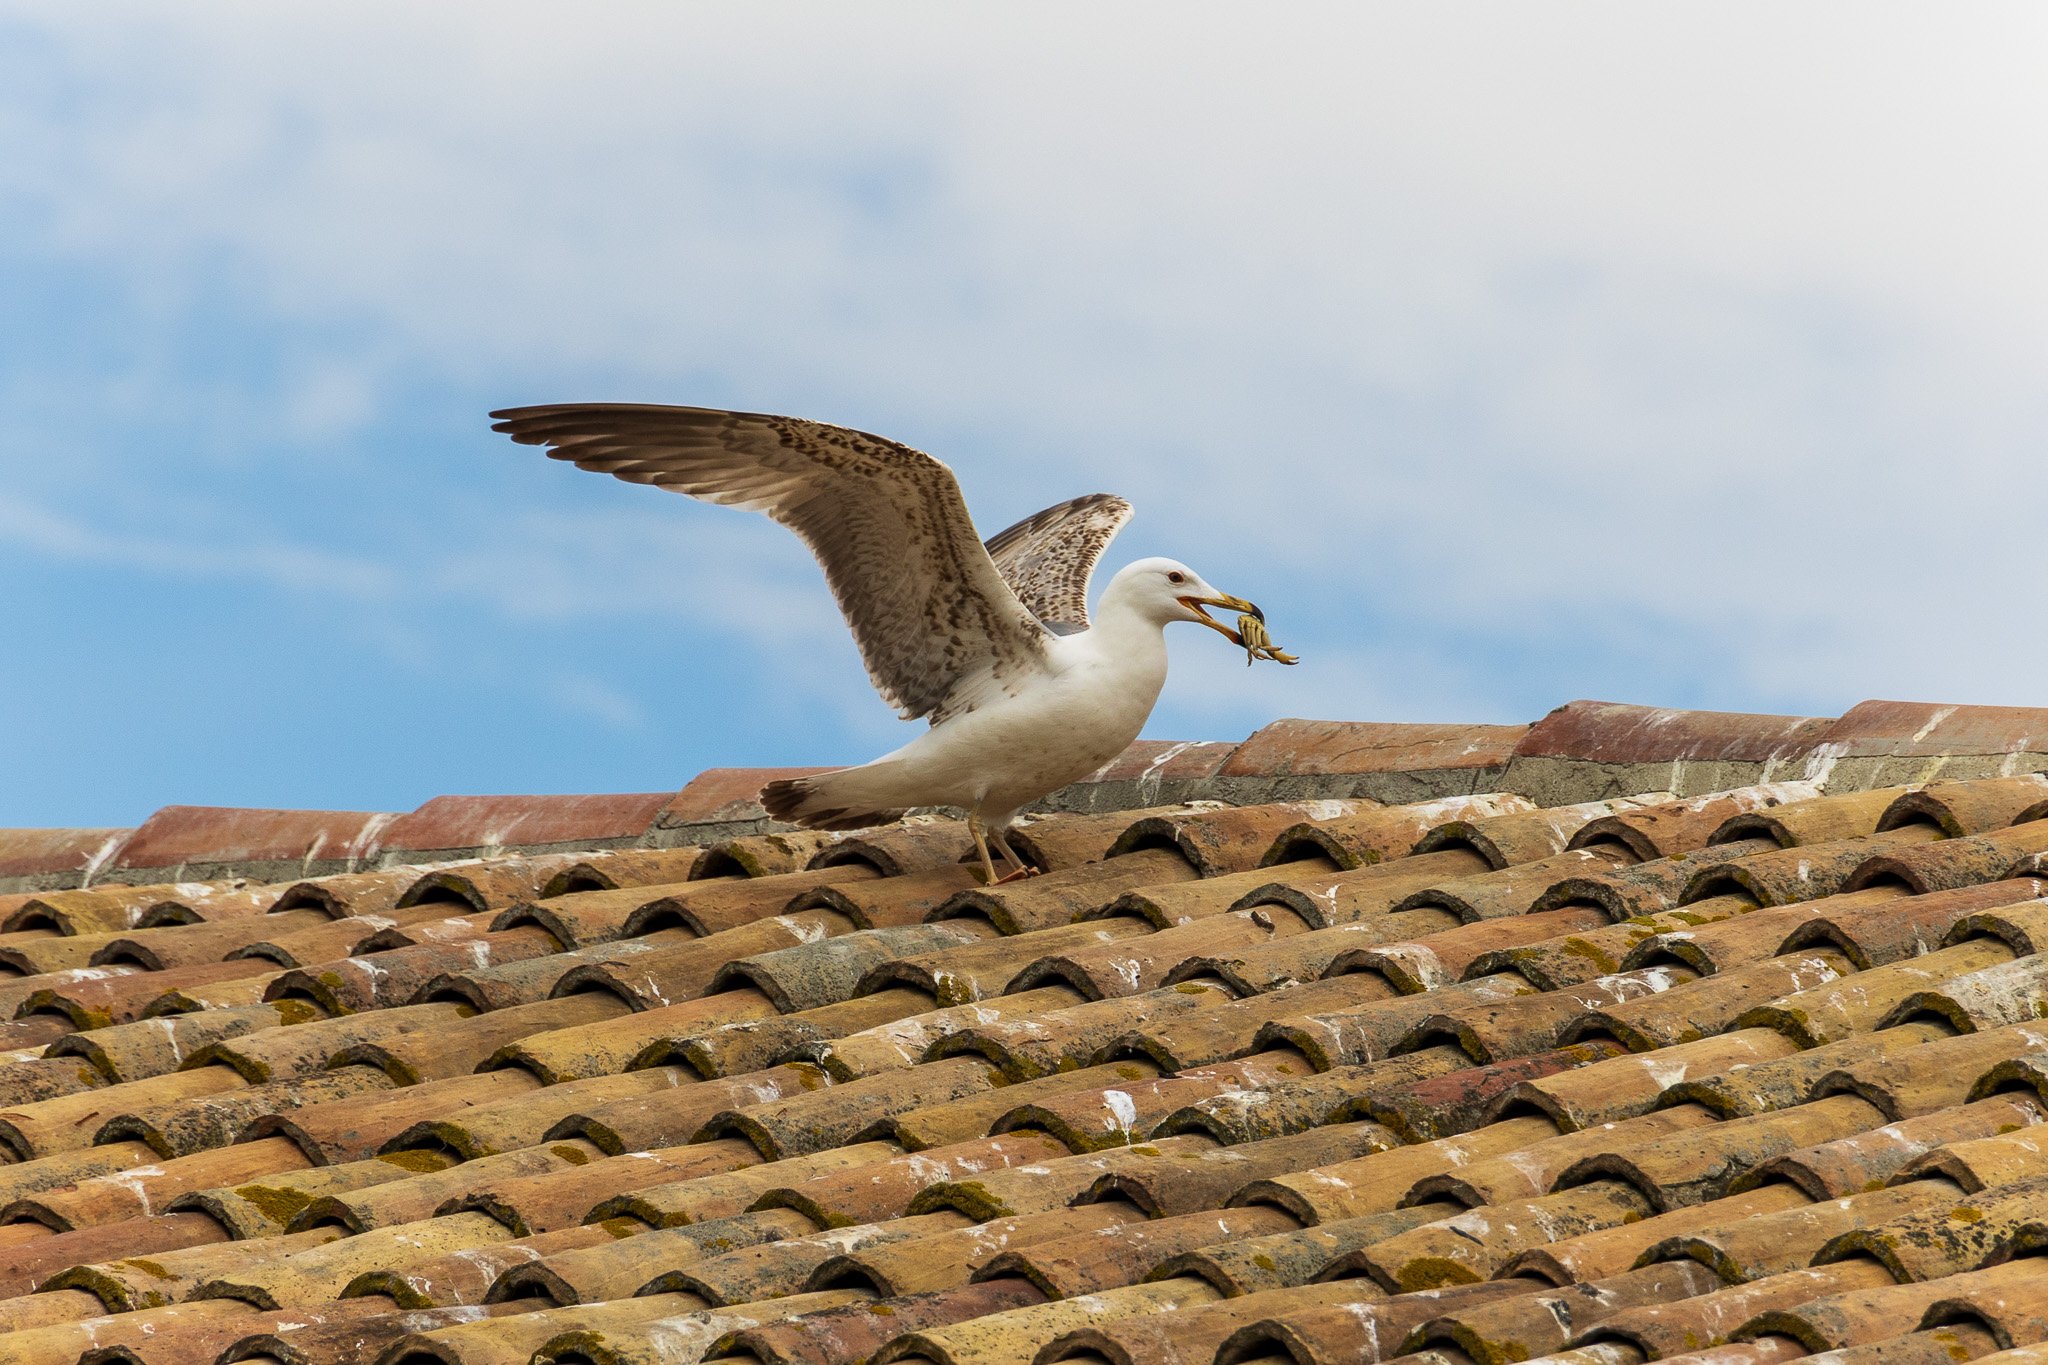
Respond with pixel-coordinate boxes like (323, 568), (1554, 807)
(981, 493), (1133, 632)
(490, 403), (1050, 723)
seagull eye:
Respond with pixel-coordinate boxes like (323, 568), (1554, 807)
(1167, 571), (1185, 584)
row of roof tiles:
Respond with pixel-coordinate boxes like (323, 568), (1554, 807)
(10, 699), (2048, 894)
(6, 773), (2048, 1362)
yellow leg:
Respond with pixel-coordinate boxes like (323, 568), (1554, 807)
(989, 827), (1037, 884)
(968, 814), (1001, 886)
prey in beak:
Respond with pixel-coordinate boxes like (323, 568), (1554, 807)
(1177, 593), (1300, 666)
(1176, 592), (1263, 645)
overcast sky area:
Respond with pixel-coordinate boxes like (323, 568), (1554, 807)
(4, 4), (2047, 827)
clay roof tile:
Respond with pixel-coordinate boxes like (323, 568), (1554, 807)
(544, 1062), (829, 1156)
(1012, 911), (1279, 1001)
(1683, 829), (1945, 908)
(645, 986), (930, 1079)
(1222, 718), (1530, 779)
(1659, 1023), (1951, 1120)
(1341, 1180), (1658, 1291)
(1879, 776), (2048, 837)
(1571, 785), (1823, 861)
(492, 987), (779, 1083)
(715, 922), (991, 1014)
(0, 827), (131, 884)
(865, 919), (1146, 1005)
(1578, 949), (1854, 1052)
(787, 863), (986, 931)
(930, 978), (1241, 1080)
(1752, 1093), (2046, 1198)
(1530, 839), (1777, 925)
(1412, 1261), (1724, 1365)
(1213, 1279), (1534, 1365)
(23, 705), (2048, 1365)
(1738, 1278), (1993, 1353)
(1108, 802), (1378, 878)
(537, 846), (704, 896)
(878, 1278), (1221, 1365)
(113, 806), (395, 878)
(814, 1203), (1135, 1298)
(1916, 1256), (2048, 1347)
(1503, 1028), (1798, 1132)
(1416, 798), (1675, 870)
(934, 847), (1200, 935)
(659, 766), (834, 830)
(1516, 702), (1831, 767)
(733, 1278), (1049, 1365)
(814, 986), (1087, 1086)
(1557, 1093), (1890, 1212)
(647, 1210), (967, 1305)
(558, 916), (834, 1011)
(1583, 1262), (1898, 1359)
(7, 882), (256, 936)
(985, 1204), (1298, 1299)
(1393, 851), (1639, 925)
(1847, 823), (2048, 894)
(375, 793), (674, 860)
(1504, 1180), (1813, 1288)
(490, 1207), (814, 1306)
(1261, 793), (1537, 870)
(1712, 788), (1921, 848)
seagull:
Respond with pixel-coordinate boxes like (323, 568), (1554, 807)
(490, 403), (1286, 885)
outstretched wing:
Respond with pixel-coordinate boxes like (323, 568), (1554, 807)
(491, 403), (1052, 724)
(982, 493), (1134, 633)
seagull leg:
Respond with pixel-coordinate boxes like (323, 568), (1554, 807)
(988, 827), (1038, 884)
(968, 814), (1002, 887)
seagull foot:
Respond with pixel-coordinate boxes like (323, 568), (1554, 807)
(991, 866), (1040, 885)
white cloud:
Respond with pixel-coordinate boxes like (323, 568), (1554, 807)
(0, 492), (400, 598)
(5, 0), (2048, 754)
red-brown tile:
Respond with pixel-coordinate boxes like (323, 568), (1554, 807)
(378, 792), (673, 854)
(1515, 701), (1831, 764)
(1588, 1261), (1896, 1358)
(537, 846), (705, 895)
(1221, 718), (1528, 777)
(1110, 801), (1376, 877)
(1087, 739), (1239, 783)
(1754, 1093), (2045, 1198)
(1818, 700), (2048, 759)
(1262, 795), (1537, 870)
(0, 827), (130, 883)
(1570, 785), (1820, 860)
(659, 767), (835, 828)
(5, 883), (248, 936)
(1880, 776), (2048, 836)
(734, 1278), (1049, 1365)
(113, 806), (394, 873)
(1506, 1182), (1812, 1287)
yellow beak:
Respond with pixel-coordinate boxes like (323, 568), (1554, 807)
(1176, 592), (1263, 645)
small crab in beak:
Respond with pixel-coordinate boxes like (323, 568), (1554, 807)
(1176, 590), (1263, 644)
(1177, 592), (1299, 666)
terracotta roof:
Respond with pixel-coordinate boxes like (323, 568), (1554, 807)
(6, 699), (2048, 1365)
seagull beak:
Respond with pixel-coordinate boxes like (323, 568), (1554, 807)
(1177, 592), (1263, 645)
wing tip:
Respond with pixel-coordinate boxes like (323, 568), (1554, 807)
(488, 405), (567, 444)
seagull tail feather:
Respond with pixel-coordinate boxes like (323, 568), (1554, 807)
(760, 772), (906, 832)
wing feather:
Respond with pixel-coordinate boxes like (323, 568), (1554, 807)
(491, 403), (1052, 723)
(982, 493), (1134, 630)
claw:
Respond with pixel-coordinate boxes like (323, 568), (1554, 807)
(1236, 613), (1299, 666)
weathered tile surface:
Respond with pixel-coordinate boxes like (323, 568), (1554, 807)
(7, 711), (2048, 1364)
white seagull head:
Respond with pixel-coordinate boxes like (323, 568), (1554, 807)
(1103, 555), (1265, 642)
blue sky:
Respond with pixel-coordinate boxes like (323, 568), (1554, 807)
(4, 4), (2047, 828)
